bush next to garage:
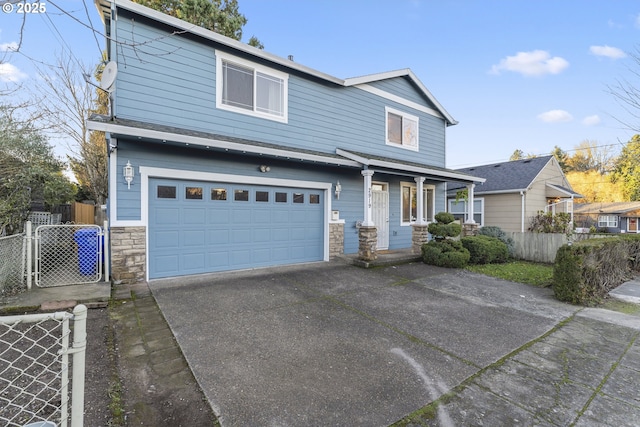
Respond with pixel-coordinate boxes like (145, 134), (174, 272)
(461, 235), (509, 265)
(553, 235), (640, 306)
(421, 212), (470, 268)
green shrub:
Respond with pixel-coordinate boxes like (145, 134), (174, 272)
(428, 212), (460, 241)
(422, 239), (470, 268)
(553, 235), (640, 306)
(461, 235), (509, 264)
(478, 226), (515, 257)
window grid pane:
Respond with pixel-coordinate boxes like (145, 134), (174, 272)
(186, 187), (203, 200)
(234, 189), (249, 201)
(256, 72), (284, 116)
(222, 61), (254, 110)
(158, 186), (176, 199)
(388, 113), (402, 144)
(211, 188), (227, 201)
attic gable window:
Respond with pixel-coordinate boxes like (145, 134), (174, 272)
(386, 107), (418, 151)
(216, 51), (288, 123)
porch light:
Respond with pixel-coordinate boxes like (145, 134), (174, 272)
(123, 161), (134, 189)
(335, 181), (342, 200)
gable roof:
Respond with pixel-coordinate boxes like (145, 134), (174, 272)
(448, 156), (556, 194)
(574, 202), (640, 216)
(95, 0), (457, 125)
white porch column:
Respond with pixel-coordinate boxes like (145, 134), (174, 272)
(414, 176), (426, 225)
(362, 169), (375, 226)
(466, 183), (476, 224)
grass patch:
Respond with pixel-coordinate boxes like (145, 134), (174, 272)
(465, 260), (554, 288)
(599, 298), (640, 316)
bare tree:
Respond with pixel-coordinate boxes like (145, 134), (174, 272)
(33, 52), (108, 204)
(609, 46), (640, 133)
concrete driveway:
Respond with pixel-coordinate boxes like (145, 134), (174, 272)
(151, 261), (640, 426)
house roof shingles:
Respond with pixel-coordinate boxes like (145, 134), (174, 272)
(449, 156), (554, 194)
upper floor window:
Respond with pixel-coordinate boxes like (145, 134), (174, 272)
(386, 107), (418, 151)
(216, 51), (288, 123)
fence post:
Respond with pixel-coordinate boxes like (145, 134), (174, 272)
(26, 221), (32, 290)
(71, 304), (87, 427)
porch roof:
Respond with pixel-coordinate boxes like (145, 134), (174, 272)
(336, 149), (485, 184)
(546, 183), (583, 199)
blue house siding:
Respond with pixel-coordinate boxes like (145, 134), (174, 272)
(113, 139), (447, 254)
(91, 1), (486, 280)
(113, 13), (447, 168)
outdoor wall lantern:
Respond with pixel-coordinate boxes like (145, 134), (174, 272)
(259, 165), (271, 173)
(123, 161), (134, 189)
(335, 181), (342, 200)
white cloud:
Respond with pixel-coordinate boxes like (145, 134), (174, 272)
(0, 41), (18, 52)
(537, 110), (573, 123)
(490, 50), (569, 77)
(0, 63), (27, 83)
(582, 115), (601, 126)
(590, 45), (626, 59)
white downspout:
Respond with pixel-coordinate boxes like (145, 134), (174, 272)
(520, 190), (525, 232)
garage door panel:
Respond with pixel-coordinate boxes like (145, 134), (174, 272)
(208, 208), (231, 224)
(153, 254), (179, 273)
(232, 209), (251, 223)
(253, 228), (271, 242)
(183, 230), (206, 246)
(209, 229), (229, 244)
(154, 230), (180, 249)
(155, 208), (180, 224)
(184, 208), (206, 224)
(149, 179), (325, 279)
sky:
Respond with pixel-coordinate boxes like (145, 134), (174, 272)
(1, 0), (639, 169)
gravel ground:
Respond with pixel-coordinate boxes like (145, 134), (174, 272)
(84, 307), (113, 426)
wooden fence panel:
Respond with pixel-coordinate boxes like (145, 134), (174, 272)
(505, 232), (603, 264)
(72, 202), (95, 224)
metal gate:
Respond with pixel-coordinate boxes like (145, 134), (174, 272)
(35, 224), (104, 287)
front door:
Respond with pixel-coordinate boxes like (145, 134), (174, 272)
(629, 218), (638, 233)
(372, 183), (389, 250)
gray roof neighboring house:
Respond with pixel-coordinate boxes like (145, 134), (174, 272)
(448, 155), (582, 198)
(574, 202), (640, 216)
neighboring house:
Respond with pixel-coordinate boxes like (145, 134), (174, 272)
(89, 0), (483, 282)
(573, 202), (640, 233)
(447, 156), (582, 233)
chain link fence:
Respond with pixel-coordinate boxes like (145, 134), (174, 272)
(0, 233), (27, 297)
(0, 305), (87, 427)
(36, 225), (102, 287)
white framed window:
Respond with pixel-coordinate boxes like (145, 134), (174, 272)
(386, 107), (418, 151)
(598, 215), (618, 228)
(400, 182), (435, 225)
(216, 51), (288, 123)
(448, 198), (484, 225)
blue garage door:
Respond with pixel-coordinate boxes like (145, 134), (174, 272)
(148, 179), (325, 279)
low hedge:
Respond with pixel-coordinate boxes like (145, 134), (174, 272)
(461, 235), (509, 264)
(421, 239), (470, 268)
(553, 235), (640, 306)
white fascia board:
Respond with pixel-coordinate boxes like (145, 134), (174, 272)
(344, 69), (412, 86)
(87, 120), (360, 167)
(112, 0), (343, 85)
(336, 149), (485, 183)
(355, 84), (447, 123)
